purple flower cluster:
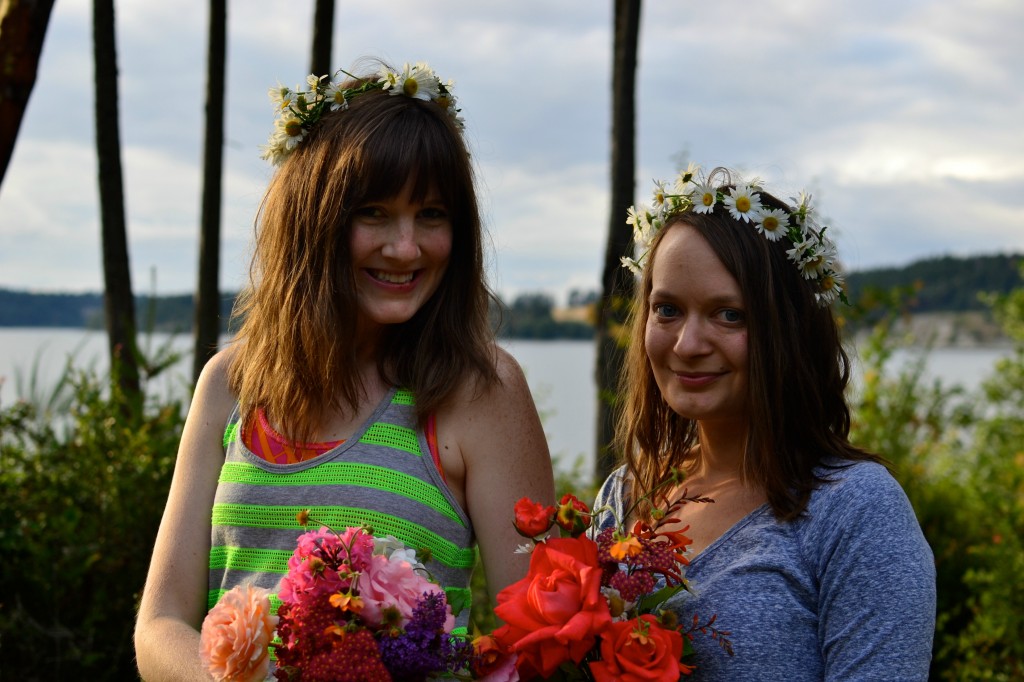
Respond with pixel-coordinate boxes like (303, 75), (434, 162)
(378, 592), (475, 680)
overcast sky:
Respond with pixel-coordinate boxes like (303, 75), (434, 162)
(1, 0), (1021, 303)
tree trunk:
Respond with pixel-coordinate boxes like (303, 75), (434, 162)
(309, 0), (335, 77)
(0, 0), (56, 187)
(93, 0), (140, 412)
(594, 0), (641, 484)
(192, 0), (226, 384)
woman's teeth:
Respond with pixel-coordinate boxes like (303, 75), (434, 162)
(372, 270), (415, 284)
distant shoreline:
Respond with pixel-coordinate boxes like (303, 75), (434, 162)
(0, 312), (1013, 349)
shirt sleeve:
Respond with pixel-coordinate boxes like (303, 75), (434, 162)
(806, 462), (936, 681)
(590, 465), (628, 536)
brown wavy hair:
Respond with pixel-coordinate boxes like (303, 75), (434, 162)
(615, 171), (880, 521)
(228, 66), (498, 443)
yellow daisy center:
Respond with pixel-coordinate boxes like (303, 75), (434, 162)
(402, 76), (419, 97)
(762, 215), (779, 232)
(700, 192), (714, 207)
(284, 119), (303, 138)
(736, 196), (751, 213)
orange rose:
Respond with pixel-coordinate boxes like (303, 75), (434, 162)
(493, 536), (612, 679)
(589, 614), (690, 682)
(513, 497), (556, 538)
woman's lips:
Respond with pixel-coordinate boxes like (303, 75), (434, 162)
(674, 371), (723, 387)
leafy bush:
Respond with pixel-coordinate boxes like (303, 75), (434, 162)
(850, 277), (1024, 680)
(0, 366), (185, 680)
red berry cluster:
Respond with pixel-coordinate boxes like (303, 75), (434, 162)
(594, 525), (688, 603)
(274, 594), (392, 681)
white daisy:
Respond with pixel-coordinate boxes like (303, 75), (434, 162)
(389, 62), (440, 101)
(755, 207), (789, 242)
(815, 270), (845, 305)
(324, 82), (348, 111)
(377, 65), (400, 90)
(625, 204), (643, 229)
(268, 83), (292, 110)
(723, 183), (763, 223)
(675, 162), (701, 189)
(600, 587), (637, 622)
(786, 236), (813, 265)
(626, 203), (656, 243)
(797, 248), (832, 280)
(651, 180), (669, 207)
(621, 256), (642, 275)
(691, 182), (718, 214)
(278, 115), (306, 148)
(259, 139), (287, 166)
(790, 191), (818, 226)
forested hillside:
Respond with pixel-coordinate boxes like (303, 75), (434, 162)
(843, 253), (1022, 311)
(0, 290), (234, 330)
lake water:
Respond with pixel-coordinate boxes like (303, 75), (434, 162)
(0, 328), (1014, 478)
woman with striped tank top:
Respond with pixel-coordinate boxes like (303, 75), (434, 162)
(134, 59), (555, 680)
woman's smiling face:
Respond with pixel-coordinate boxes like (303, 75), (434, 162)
(350, 180), (452, 337)
(644, 224), (750, 427)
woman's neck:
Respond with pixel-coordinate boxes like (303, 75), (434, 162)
(691, 418), (748, 482)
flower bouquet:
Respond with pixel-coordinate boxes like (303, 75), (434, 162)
(489, 484), (732, 681)
(200, 512), (478, 682)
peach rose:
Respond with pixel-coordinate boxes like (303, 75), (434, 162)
(200, 584), (278, 682)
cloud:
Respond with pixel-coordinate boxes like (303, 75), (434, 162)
(1, 0), (1021, 299)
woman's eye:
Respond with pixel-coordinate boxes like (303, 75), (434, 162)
(354, 206), (384, 219)
(419, 206), (448, 221)
(718, 308), (744, 324)
(652, 303), (678, 318)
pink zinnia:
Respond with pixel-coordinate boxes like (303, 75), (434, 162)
(279, 526), (374, 604)
(200, 584), (278, 682)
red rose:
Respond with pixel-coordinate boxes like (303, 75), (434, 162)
(555, 493), (592, 536)
(513, 497), (556, 538)
(589, 614), (690, 682)
(493, 536), (612, 679)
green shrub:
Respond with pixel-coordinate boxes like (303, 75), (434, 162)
(850, 279), (1024, 680)
(0, 367), (184, 680)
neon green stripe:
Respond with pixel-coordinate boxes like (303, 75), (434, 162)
(359, 422), (420, 455)
(211, 504), (476, 568)
(208, 587), (285, 614)
(217, 462), (464, 526)
(391, 389), (415, 405)
(223, 422), (239, 447)
(209, 545), (291, 574)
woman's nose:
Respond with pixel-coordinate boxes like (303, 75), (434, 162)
(381, 216), (420, 260)
(673, 318), (710, 357)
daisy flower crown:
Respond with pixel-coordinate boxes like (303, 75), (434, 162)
(622, 165), (848, 307)
(260, 61), (463, 166)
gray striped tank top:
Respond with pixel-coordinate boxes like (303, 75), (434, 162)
(208, 387), (476, 632)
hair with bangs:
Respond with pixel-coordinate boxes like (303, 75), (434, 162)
(616, 174), (880, 521)
(229, 65), (497, 443)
